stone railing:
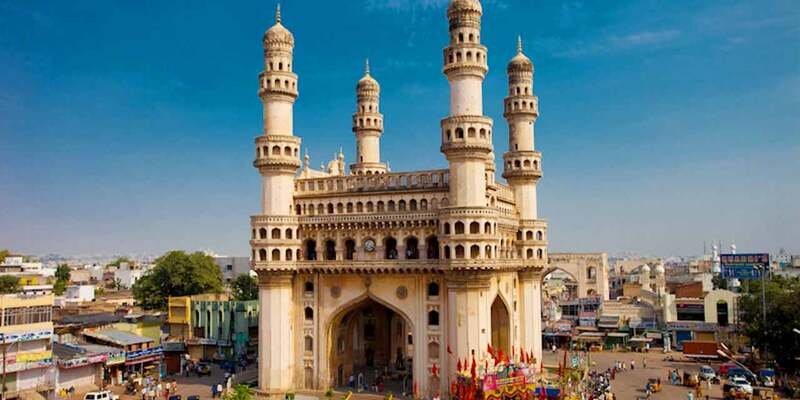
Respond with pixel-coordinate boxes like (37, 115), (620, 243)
(295, 169), (449, 195)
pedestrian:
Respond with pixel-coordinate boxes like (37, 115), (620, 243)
(630, 360), (635, 370)
(643, 357), (647, 369)
(217, 383), (223, 397)
(686, 391), (694, 400)
(211, 383), (218, 398)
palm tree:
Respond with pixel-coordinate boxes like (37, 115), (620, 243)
(223, 385), (254, 400)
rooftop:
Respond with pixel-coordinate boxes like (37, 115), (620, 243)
(83, 329), (153, 346)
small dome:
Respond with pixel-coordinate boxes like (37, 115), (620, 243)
(654, 264), (665, 275)
(263, 5), (294, 47)
(357, 60), (380, 93)
(448, 0), (482, 16)
(508, 36), (533, 72)
(640, 264), (651, 273)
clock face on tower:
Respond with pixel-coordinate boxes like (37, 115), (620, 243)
(364, 239), (376, 252)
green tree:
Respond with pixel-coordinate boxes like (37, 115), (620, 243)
(230, 273), (258, 301)
(223, 385), (254, 400)
(0, 275), (19, 293)
(739, 275), (800, 371)
(55, 264), (71, 282)
(53, 279), (67, 295)
(132, 251), (223, 310)
(0, 249), (10, 263)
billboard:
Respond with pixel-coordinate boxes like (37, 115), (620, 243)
(720, 253), (769, 280)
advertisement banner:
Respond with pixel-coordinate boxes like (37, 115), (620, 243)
(17, 350), (52, 362)
(0, 329), (53, 343)
(126, 346), (163, 362)
(721, 253), (769, 280)
(106, 353), (126, 366)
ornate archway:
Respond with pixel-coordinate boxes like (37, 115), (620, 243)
(327, 295), (415, 394)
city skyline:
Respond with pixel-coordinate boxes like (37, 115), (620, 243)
(1, 0), (798, 257)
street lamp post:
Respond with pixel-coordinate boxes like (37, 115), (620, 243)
(757, 264), (767, 361)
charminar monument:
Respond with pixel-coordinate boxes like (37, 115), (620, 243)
(249, 1), (607, 397)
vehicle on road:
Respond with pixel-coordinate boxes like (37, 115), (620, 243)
(84, 391), (119, 400)
(759, 368), (775, 387)
(728, 376), (754, 394)
(699, 365), (717, 381)
(682, 340), (720, 359)
(196, 362), (212, 376)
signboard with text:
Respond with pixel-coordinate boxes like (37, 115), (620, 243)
(721, 253), (769, 280)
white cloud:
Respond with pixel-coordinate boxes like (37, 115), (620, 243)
(554, 29), (682, 58)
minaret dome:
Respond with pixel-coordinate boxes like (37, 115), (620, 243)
(263, 4), (294, 48)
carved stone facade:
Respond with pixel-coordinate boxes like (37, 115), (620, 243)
(250, 1), (550, 397)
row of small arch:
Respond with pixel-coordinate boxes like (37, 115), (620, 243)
(445, 48), (486, 66)
(266, 60), (291, 72)
(295, 198), (448, 216)
(510, 86), (531, 96)
(353, 116), (383, 129)
(262, 77), (297, 91)
(452, 31), (479, 44)
(444, 127), (491, 141)
(442, 221), (495, 235)
(505, 99), (536, 113)
(257, 145), (299, 158)
(505, 158), (540, 171)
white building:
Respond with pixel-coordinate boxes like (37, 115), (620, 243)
(113, 262), (148, 289)
(214, 256), (251, 283)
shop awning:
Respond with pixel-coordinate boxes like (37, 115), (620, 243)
(606, 332), (629, 338)
(576, 332), (605, 341)
(645, 332), (663, 339)
(597, 315), (620, 328)
(629, 337), (653, 343)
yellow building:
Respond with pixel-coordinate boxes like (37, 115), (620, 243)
(0, 293), (56, 399)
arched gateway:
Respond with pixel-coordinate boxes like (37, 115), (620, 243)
(327, 295), (414, 393)
(249, 1), (550, 398)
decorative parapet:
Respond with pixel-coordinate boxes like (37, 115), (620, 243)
(294, 169), (449, 196)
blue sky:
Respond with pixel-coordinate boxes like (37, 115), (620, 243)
(1, 0), (798, 257)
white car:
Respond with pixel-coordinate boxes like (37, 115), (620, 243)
(729, 377), (753, 394)
(699, 365), (716, 381)
(83, 391), (119, 400)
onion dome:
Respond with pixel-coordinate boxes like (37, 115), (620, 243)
(357, 59), (380, 93)
(264, 4), (294, 47)
(508, 36), (533, 72)
(654, 263), (665, 275)
(640, 264), (651, 274)
(448, 0), (483, 16)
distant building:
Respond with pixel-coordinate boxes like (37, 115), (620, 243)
(0, 293), (56, 399)
(63, 284), (96, 304)
(166, 294), (259, 361)
(82, 329), (162, 383)
(113, 263), (147, 289)
(213, 256), (251, 283)
(53, 341), (125, 391)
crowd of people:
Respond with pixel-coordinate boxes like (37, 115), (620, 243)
(133, 377), (179, 400)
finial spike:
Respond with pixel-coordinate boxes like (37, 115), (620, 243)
(365, 58), (370, 75)
(517, 35), (523, 53)
(275, 2), (281, 24)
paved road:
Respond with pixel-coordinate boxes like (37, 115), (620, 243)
(543, 350), (726, 400)
(105, 363), (258, 400)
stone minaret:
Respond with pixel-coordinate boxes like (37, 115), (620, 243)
(441, 0), (498, 384)
(251, 4), (299, 395)
(350, 60), (388, 175)
(503, 36), (548, 365)
(441, 0), (493, 207)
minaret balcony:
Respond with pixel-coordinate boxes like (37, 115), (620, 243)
(440, 115), (493, 155)
(502, 151), (542, 179)
(503, 96), (539, 118)
(258, 71), (298, 99)
(442, 45), (488, 77)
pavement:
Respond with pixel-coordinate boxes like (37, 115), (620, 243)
(543, 349), (727, 400)
(105, 362), (258, 400)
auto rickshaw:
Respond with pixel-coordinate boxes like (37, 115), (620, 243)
(683, 372), (699, 387)
(753, 387), (777, 400)
(647, 378), (662, 393)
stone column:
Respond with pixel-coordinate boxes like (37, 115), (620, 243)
(444, 273), (491, 378)
(518, 270), (543, 365)
(258, 273), (295, 397)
